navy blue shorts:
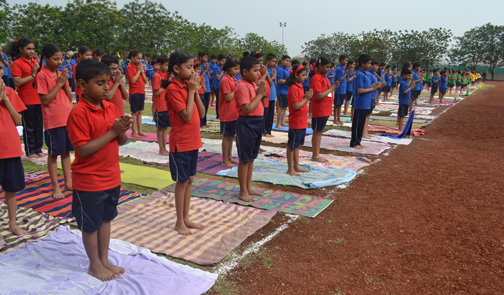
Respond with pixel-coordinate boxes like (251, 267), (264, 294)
(169, 149), (198, 182)
(312, 116), (329, 132)
(72, 185), (120, 232)
(277, 94), (288, 108)
(345, 91), (353, 101)
(382, 86), (391, 93)
(236, 116), (264, 163)
(287, 128), (306, 149)
(431, 85), (438, 94)
(45, 126), (74, 156)
(398, 104), (409, 117)
(333, 93), (345, 106)
(448, 83), (454, 88)
(129, 93), (145, 113)
(427, 82), (432, 87)
(0, 157), (25, 192)
(371, 99), (376, 110)
(391, 82), (397, 88)
(220, 120), (237, 136)
(411, 90), (420, 99)
(154, 111), (171, 128)
(440, 88), (447, 95)
(456, 82), (461, 87)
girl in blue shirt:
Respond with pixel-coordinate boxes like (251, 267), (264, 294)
(344, 60), (356, 116)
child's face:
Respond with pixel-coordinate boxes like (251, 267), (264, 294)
(218, 59), (226, 66)
(81, 51), (93, 61)
(281, 58), (291, 67)
(131, 53), (142, 65)
(194, 65), (202, 74)
(80, 73), (110, 104)
(257, 56), (264, 64)
(159, 62), (168, 73)
(243, 64), (260, 83)
(44, 52), (63, 70)
(318, 63), (331, 75)
(175, 58), (195, 80)
(200, 55), (208, 63)
(21, 43), (35, 59)
(266, 58), (277, 68)
(295, 70), (307, 83)
(108, 63), (119, 78)
(370, 63), (378, 72)
(340, 58), (348, 67)
(348, 64), (355, 70)
(0, 64), (4, 76)
(360, 60), (371, 71)
(228, 65), (239, 77)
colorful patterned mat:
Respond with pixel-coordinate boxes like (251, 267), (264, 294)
(0, 226), (217, 295)
(324, 129), (412, 145)
(125, 130), (160, 142)
(0, 171), (145, 218)
(111, 188), (275, 265)
(367, 125), (425, 136)
(304, 135), (391, 155)
(202, 138), (285, 159)
(216, 159), (357, 189)
(165, 177), (333, 218)
(0, 203), (71, 255)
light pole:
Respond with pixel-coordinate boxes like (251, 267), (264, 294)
(279, 22), (286, 46)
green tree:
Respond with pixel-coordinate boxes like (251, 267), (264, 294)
(0, 0), (10, 44)
(480, 23), (504, 80)
(348, 29), (393, 63)
(449, 27), (486, 71)
(302, 32), (355, 62)
(237, 33), (287, 58)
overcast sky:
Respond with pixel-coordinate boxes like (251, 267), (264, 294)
(7, 0), (504, 56)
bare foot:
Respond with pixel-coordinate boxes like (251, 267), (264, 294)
(264, 134), (274, 137)
(221, 161), (234, 167)
(238, 192), (254, 202)
(185, 218), (204, 230)
(354, 145), (363, 149)
(286, 169), (301, 176)
(138, 132), (146, 136)
(248, 188), (263, 196)
(130, 132), (140, 138)
(201, 125), (210, 129)
(52, 185), (65, 199)
(337, 121), (344, 126)
(102, 260), (125, 277)
(159, 150), (170, 156)
(259, 148), (266, 153)
(88, 263), (117, 282)
(230, 158), (239, 164)
(275, 125), (284, 129)
(36, 152), (46, 157)
(8, 223), (28, 235)
(363, 134), (372, 139)
(175, 223), (192, 235)
(311, 156), (328, 163)
(294, 167), (309, 173)
(28, 154), (39, 158)
(64, 180), (72, 191)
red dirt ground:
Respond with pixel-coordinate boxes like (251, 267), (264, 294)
(214, 82), (504, 294)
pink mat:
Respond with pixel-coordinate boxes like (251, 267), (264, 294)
(125, 130), (161, 142)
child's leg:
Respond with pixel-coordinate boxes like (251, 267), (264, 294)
(130, 111), (138, 136)
(237, 161), (254, 202)
(336, 106), (342, 124)
(398, 116), (404, 131)
(97, 221), (124, 276)
(82, 230), (116, 281)
(229, 136), (238, 164)
(221, 135), (233, 167)
(286, 147), (299, 176)
(137, 111), (145, 135)
(61, 152), (72, 191)
(48, 155), (64, 199)
(183, 176), (204, 230)
(363, 114), (371, 138)
(174, 180), (191, 235)
(276, 107), (286, 128)
(156, 128), (169, 155)
(5, 191), (27, 235)
(247, 159), (262, 196)
(332, 104), (337, 125)
(293, 148), (308, 173)
(343, 98), (350, 115)
(310, 131), (327, 162)
(409, 98), (414, 115)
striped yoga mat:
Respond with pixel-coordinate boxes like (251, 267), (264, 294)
(111, 187), (276, 265)
(0, 171), (146, 218)
(0, 202), (72, 255)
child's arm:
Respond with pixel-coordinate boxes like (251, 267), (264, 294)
(357, 83), (381, 94)
(75, 115), (132, 158)
(0, 80), (22, 126)
(107, 72), (123, 101)
(141, 66), (148, 83)
(194, 80), (205, 119)
(404, 80), (415, 93)
(129, 63), (143, 84)
(177, 73), (200, 122)
(240, 81), (267, 115)
(119, 84), (128, 101)
(336, 69), (351, 83)
(39, 69), (69, 105)
(292, 89), (313, 111)
(315, 81), (339, 100)
(13, 62), (39, 88)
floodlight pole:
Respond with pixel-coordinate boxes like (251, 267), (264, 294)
(279, 22), (286, 46)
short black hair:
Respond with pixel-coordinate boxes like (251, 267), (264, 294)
(217, 54), (225, 61)
(266, 53), (276, 61)
(240, 56), (259, 75)
(223, 57), (239, 72)
(41, 43), (63, 59)
(198, 51), (208, 58)
(210, 54), (217, 59)
(76, 59), (110, 82)
(157, 56), (169, 65)
(402, 68), (412, 76)
(101, 55), (119, 66)
(412, 62), (421, 69)
(281, 55), (290, 61)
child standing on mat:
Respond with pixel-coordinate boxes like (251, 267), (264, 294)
(286, 64), (313, 175)
(429, 69), (441, 104)
(275, 55), (291, 129)
(219, 57), (240, 167)
(0, 63), (28, 235)
(67, 59), (132, 281)
(235, 56), (268, 202)
(72, 46), (93, 103)
(165, 51), (206, 236)
(333, 55), (351, 126)
(309, 57), (339, 161)
(439, 70), (448, 103)
(36, 44), (74, 199)
(102, 55), (128, 117)
(152, 56), (171, 156)
(126, 50), (148, 137)
(397, 68), (415, 131)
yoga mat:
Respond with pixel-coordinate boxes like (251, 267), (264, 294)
(0, 171), (146, 218)
(304, 135), (391, 155)
(0, 226), (217, 295)
(196, 151), (239, 175)
(324, 129), (412, 145)
(367, 125), (425, 136)
(262, 131), (289, 144)
(202, 121), (221, 133)
(327, 116), (352, 123)
(0, 202), (71, 255)
(125, 130), (159, 142)
(390, 113), (437, 120)
(266, 150), (372, 172)
(111, 188), (276, 265)
(382, 109), (415, 139)
(370, 115), (426, 124)
(141, 115), (157, 126)
(119, 163), (175, 190)
(166, 177), (333, 218)
(432, 100), (457, 104)
(201, 138), (285, 159)
(205, 114), (221, 122)
(120, 140), (170, 165)
(272, 125), (314, 135)
(216, 159), (357, 189)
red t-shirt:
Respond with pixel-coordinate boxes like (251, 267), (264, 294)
(0, 88), (26, 159)
(108, 80), (125, 117)
(126, 63), (146, 95)
(234, 80), (264, 117)
(36, 66), (72, 130)
(288, 82), (308, 129)
(310, 71), (332, 117)
(166, 79), (202, 153)
(259, 72), (271, 108)
(198, 77), (204, 95)
(10, 57), (40, 105)
(67, 98), (121, 191)
(218, 74), (238, 122)
(152, 71), (168, 112)
(72, 63), (83, 100)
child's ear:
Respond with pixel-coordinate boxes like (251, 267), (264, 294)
(77, 79), (86, 91)
(172, 65), (180, 75)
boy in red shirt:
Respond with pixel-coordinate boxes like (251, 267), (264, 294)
(234, 56), (267, 202)
(126, 50), (148, 137)
(152, 57), (170, 155)
(0, 63), (28, 236)
(67, 59), (132, 282)
(219, 57), (240, 167)
(102, 55), (128, 117)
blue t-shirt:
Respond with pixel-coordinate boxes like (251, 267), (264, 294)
(2, 53), (8, 76)
(412, 70), (422, 91)
(432, 75), (439, 87)
(200, 63), (211, 93)
(346, 70), (355, 92)
(440, 75), (448, 89)
(367, 69), (378, 101)
(353, 69), (372, 110)
(328, 69), (335, 84)
(235, 73), (240, 82)
(213, 65), (223, 87)
(399, 80), (411, 105)
(276, 65), (289, 95)
(267, 67), (277, 101)
(334, 65), (347, 95)
(392, 71), (397, 82)
(302, 69), (311, 87)
(385, 71), (392, 87)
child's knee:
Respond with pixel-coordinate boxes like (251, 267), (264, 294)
(187, 176), (194, 185)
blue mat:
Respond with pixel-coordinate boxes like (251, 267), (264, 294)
(272, 125), (314, 135)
